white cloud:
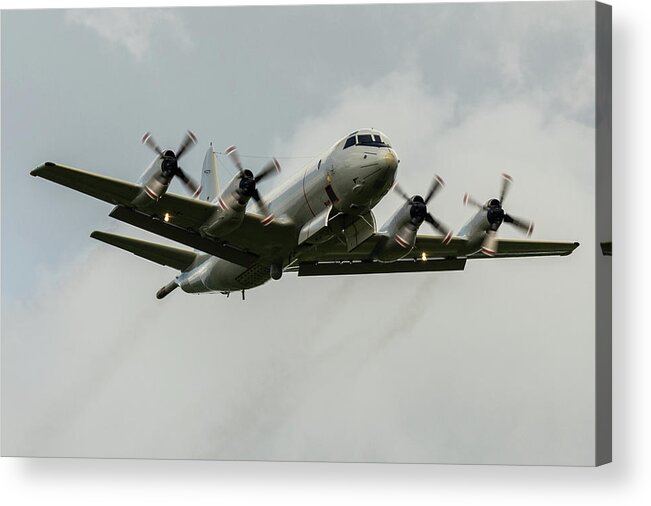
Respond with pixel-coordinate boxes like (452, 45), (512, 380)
(65, 8), (191, 61)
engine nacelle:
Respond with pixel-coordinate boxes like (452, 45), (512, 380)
(372, 204), (417, 262)
(132, 157), (172, 205)
(199, 175), (248, 238)
(141, 172), (172, 201)
(373, 224), (418, 262)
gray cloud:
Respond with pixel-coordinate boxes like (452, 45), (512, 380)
(65, 8), (191, 61)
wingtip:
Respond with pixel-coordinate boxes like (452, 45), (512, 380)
(560, 242), (581, 256)
(30, 162), (56, 176)
(90, 231), (113, 243)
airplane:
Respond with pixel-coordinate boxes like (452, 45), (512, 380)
(31, 128), (580, 300)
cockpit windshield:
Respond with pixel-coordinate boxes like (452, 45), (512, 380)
(343, 133), (391, 149)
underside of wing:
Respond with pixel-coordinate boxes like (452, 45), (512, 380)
(90, 231), (197, 271)
(292, 258), (467, 276)
(31, 162), (217, 229)
(31, 162), (142, 205)
(468, 238), (580, 259)
(32, 162), (296, 261)
(291, 234), (466, 276)
(107, 206), (259, 267)
(295, 234), (466, 263)
(289, 233), (579, 277)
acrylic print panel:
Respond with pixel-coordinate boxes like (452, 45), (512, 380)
(1, 1), (611, 465)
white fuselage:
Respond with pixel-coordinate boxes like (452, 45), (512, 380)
(177, 129), (399, 294)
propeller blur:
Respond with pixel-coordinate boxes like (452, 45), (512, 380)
(459, 173), (534, 256)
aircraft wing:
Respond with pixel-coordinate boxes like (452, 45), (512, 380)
(31, 162), (296, 265)
(290, 234), (579, 276)
(465, 238), (580, 259)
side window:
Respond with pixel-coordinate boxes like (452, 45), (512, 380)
(343, 136), (356, 149)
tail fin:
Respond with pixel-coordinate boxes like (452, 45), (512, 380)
(198, 144), (219, 202)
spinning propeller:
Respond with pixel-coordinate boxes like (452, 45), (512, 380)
(141, 130), (201, 197)
(463, 173), (534, 256)
(225, 145), (281, 224)
(394, 175), (453, 244)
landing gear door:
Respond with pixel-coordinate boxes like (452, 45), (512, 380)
(298, 205), (335, 246)
(342, 211), (376, 252)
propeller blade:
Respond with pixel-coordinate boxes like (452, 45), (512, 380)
(424, 213), (447, 234)
(463, 193), (484, 209)
(225, 145), (245, 175)
(504, 214), (534, 236)
(175, 130), (197, 159)
(424, 175), (445, 204)
(141, 132), (164, 156)
(499, 173), (513, 204)
(394, 183), (411, 202)
(251, 189), (274, 226)
(255, 158), (281, 183)
(481, 230), (499, 256)
(176, 167), (201, 197)
(425, 213), (453, 244)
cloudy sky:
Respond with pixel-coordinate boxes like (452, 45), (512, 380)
(2, 2), (599, 464)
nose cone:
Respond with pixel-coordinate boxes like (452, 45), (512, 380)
(383, 150), (399, 172)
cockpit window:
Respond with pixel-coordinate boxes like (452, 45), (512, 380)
(357, 134), (391, 148)
(343, 133), (392, 149)
(357, 134), (374, 145)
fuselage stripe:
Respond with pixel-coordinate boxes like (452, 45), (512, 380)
(395, 234), (410, 249)
(144, 186), (158, 200)
(302, 167), (317, 217)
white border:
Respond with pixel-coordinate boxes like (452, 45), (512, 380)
(1, 0), (648, 504)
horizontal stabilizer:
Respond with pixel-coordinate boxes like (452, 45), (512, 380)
(90, 231), (197, 271)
